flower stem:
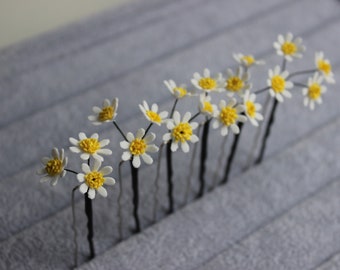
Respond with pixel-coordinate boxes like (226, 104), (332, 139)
(130, 160), (141, 233)
(72, 185), (79, 268)
(292, 82), (308, 88)
(117, 161), (125, 240)
(113, 121), (128, 141)
(166, 141), (174, 213)
(254, 86), (270, 95)
(287, 69), (317, 79)
(255, 99), (278, 164)
(142, 123), (153, 139)
(221, 122), (244, 185)
(84, 194), (95, 259)
(170, 99), (179, 117)
(189, 112), (200, 122)
(65, 168), (78, 174)
(153, 143), (165, 222)
(197, 119), (210, 198)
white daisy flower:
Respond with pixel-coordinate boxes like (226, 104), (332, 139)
(315, 51), (335, 84)
(273, 32), (305, 62)
(233, 53), (265, 67)
(191, 68), (225, 93)
(139, 100), (168, 126)
(120, 128), (159, 168)
(212, 98), (247, 136)
(77, 159), (115, 199)
(37, 148), (68, 186)
(243, 90), (264, 127)
(88, 98), (118, 125)
(163, 111), (199, 153)
(267, 66), (293, 102)
(164, 80), (190, 99)
(69, 132), (112, 162)
(302, 73), (327, 110)
(225, 67), (251, 97)
(199, 94), (217, 117)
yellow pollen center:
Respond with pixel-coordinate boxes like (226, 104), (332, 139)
(79, 138), (101, 154)
(242, 55), (255, 65)
(308, 83), (322, 100)
(45, 158), (63, 176)
(226, 76), (244, 92)
(173, 87), (187, 98)
(198, 77), (217, 90)
(85, 171), (105, 190)
(317, 60), (331, 75)
(172, 122), (192, 142)
(281, 41), (297, 55)
(98, 106), (114, 121)
(129, 139), (147, 155)
(220, 107), (238, 126)
(146, 111), (161, 123)
(203, 101), (213, 113)
(246, 101), (256, 118)
(271, 75), (286, 93)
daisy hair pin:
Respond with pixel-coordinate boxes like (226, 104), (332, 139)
(37, 32), (335, 267)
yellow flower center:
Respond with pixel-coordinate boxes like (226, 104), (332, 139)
(129, 139), (147, 155)
(308, 83), (322, 100)
(317, 60), (331, 75)
(98, 106), (114, 122)
(281, 41), (297, 55)
(79, 138), (101, 154)
(203, 101), (213, 113)
(198, 77), (217, 90)
(271, 75), (286, 93)
(146, 110), (162, 123)
(173, 87), (187, 98)
(85, 171), (105, 190)
(246, 101), (256, 118)
(172, 122), (192, 142)
(226, 76), (244, 92)
(242, 55), (255, 66)
(45, 158), (63, 176)
(220, 107), (238, 126)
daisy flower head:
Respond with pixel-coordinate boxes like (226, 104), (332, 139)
(267, 66), (293, 102)
(315, 52), (335, 84)
(37, 148), (68, 186)
(69, 132), (112, 162)
(120, 128), (159, 168)
(163, 111), (199, 153)
(139, 100), (168, 126)
(212, 98), (247, 136)
(88, 98), (118, 125)
(199, 94), (217, 117)
(225, 67), (251, 97)
(243, 90), (263, 127)
(233, 53), (265, 68)
(77, 159), (115, 199)
(164, 80), (190, 99)
(302, 73), (327, 110)
(191, 68), (225, 93)
(273, 32), (305, 62)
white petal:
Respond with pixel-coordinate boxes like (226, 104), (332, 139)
(122, 151), (131, 161)
(132, 156), (141, 168)
(105, 177), (116, 185)
(126, 132), (134, 142)
(51, 148), (59, 159)
(92, 153), (103, 162)
(173, 111), (180, 124)
(151, 103), (158, 112)
(40, 176), (50, 183)
(82, 163), (91, 174)
(136, 128), (145, 139)
(79, 132), (87, 140)
(144, 133), (155, 143)
(100, 139), (110, 147)
(93, 159), (101, 171)
(146, 145), (159, 153)
(80, 153), (90, 160)
(167, 121), (175, 130)
(141, 153), (153, 165)
(42, 157), (50, 165)
(91, 133), (99, 139)
(190, 122), (198, 130)
(190, 134), (199, 143)
(99, 166), (113, 175)
(231, 124), (240, 134)
(97, 186), (107, 197)
(181, 141), (190, 153)
(182, 112), (191, 123)
(77, 173), (85, 182)
(171, 141), (179, 152)
(79, 183), (88, 194)
(120, 141), (130, 149)
(97, 148), (112, 155)
(221, 126), (229, 136)
(69, 146), (81, 153)
(88, 189), (96, 199)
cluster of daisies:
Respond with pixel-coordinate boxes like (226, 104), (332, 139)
(37, 32), (335, 200)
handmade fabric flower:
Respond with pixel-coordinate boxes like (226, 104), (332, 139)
(225, 67), (251, 97)
(212, 98), (247, 136)
(69, 132), (112, 161)
(191, 68), (225, 93)
(199, 94), (217, 117)
(163, 111), (199, 153)
(164, 80), (190, 99)
(37, 148), (67, 186)
(302, 73), (327, 110)
(77, 159), (115, 199)
(88, 98), (118, 125)
(273, 32), (305, 62)
(267, 66), (293, 102)
(139, 101), (168, 126)
(243, 90), (263, 126)
(233, 53), (265, 67)
(120, 128), (159, 168)
(315, 52), (335, 84)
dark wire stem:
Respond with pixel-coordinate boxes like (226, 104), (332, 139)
(292, 82), (308, 88)
(254, 86), (270, 94)
(153, 142), (165, 222)
(71, 185), (80, 268)
(84, 194), (95, 259)
(117, 161), (125, 241)
(142, 123), (153, 139)
(166, 141), (174, 213)
(211, 134), (228, 189)
(65, 168), (78, 174)
(189, 112), (201, 122)
(197, 119), (210, 198)
(287, 69), (317, 80)
(130, 160), (141, 233)
(170, 99), (179, 117)
(113, 121), (128, 141)
(220, 122), (244, 185)
(281, 58), (287, 71)
(255, 99), (278, 165)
